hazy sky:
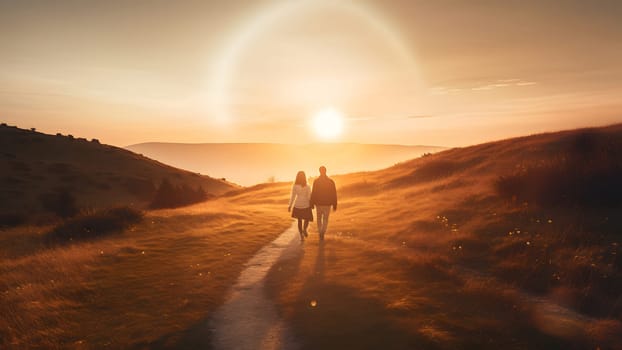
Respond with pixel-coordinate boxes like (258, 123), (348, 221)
(1, 0), (621, 147)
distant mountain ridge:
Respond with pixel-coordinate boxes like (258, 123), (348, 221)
(125, 142), (446, 186)
(0, 124), (235, 219)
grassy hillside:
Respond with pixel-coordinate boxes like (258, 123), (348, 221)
(126, 142), (445, 186)
(265, 124), (622, 349)
(2, 123), (621, 349)
(0, 124), (235, 222)
(0, 186), (291, 349)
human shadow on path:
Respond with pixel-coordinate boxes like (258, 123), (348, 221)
(266, 239), (436, 350)
(138, 223), (303, 350)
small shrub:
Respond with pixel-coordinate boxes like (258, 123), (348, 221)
(149, 179), (210, 209)
(123, 177), (156, 200)
(0, 213), (26, 227)
(39, 189), (78, 218)
(46, 207), (143, 244)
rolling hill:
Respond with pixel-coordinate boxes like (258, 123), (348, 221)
(125, 142), (445, 186)
(0, 124), (235, 221)
(263, 123), (622, 349)
(2, 123), (622, 349)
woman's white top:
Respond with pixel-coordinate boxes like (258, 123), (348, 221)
(289, 184), (311, 208)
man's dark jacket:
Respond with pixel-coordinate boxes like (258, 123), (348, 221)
(310, 175), (337, 209)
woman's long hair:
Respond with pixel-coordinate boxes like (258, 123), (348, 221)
(295, 171), (307, 187)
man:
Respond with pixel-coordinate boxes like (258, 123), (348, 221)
(310, 166), (337, 240)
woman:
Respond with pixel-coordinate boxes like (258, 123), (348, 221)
(288, 170), (313, 240)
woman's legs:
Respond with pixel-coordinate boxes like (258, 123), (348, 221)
(296, 211), (311, 239)
(298, 219), (308, 240)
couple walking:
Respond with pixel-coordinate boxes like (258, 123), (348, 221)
(287, 166), (337, 241)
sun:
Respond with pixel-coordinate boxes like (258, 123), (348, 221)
(311, 107), (344, 140)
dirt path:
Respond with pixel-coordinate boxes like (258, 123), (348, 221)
(209, 222), (302, 350)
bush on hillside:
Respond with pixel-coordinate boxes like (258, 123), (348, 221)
(149, 179), (210, 209)
(46, 206), (143, 244)
(495, 133), (622, 207)
(123, 177), (156, 200)
(0, 213), (26, 228)
(39, 189), (79, 218)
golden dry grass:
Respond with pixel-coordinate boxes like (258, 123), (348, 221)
(264, 124), (622, 349)
(0, 185), (290, 349)
(2, 124), (622, 349)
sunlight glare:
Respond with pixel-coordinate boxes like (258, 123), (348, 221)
(312, 107), (344, 139)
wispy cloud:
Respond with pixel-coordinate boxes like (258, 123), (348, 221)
(429, 87), (463, 95)
(471, 79), (538, 91)
(430, 79), (539, 95)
